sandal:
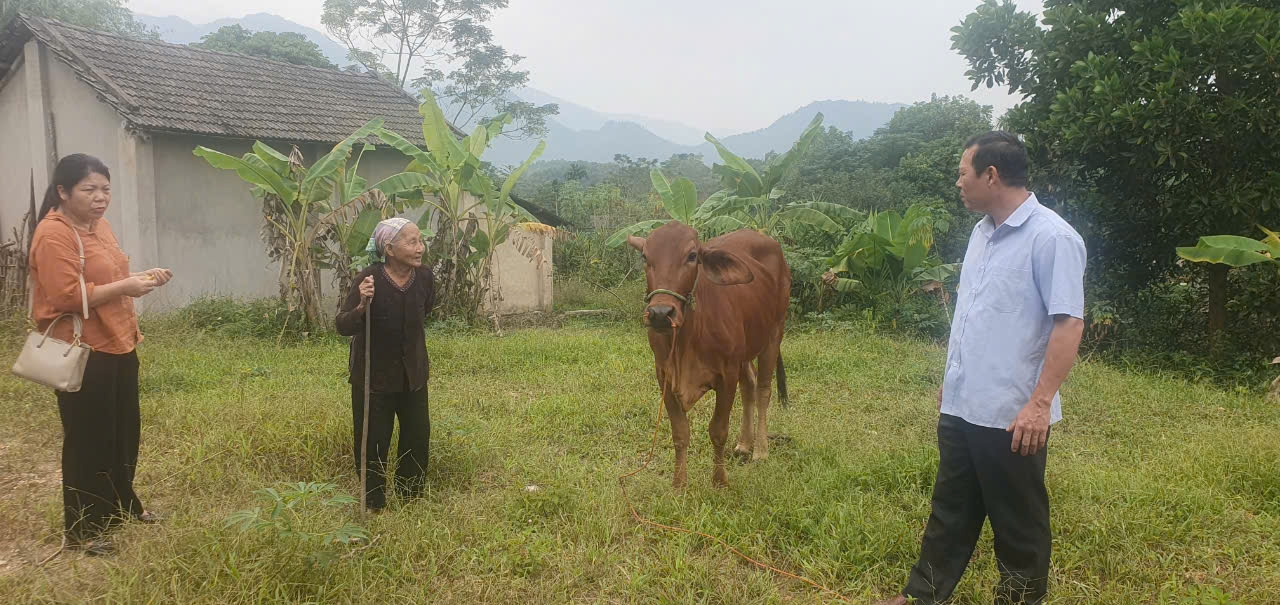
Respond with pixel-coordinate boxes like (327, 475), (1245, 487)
(136, 510), (166, 524)
(69, 538), (115, 557)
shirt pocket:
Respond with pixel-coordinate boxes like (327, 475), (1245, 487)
(985, 266), (1030, 314)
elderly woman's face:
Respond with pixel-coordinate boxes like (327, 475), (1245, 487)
(385, 223), (425, 268)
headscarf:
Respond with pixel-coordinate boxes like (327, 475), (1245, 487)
(366, 217), (412, 260)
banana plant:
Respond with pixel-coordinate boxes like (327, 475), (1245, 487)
(694, 112), (835, 235)
(1176, 226), (1280, 268)
(1177, 226), (1279, 365)
(824, 204), (957, 303)
(374, 90), (549, 320)
(603, 168), (699, 247)
(194, 119), (429, 332)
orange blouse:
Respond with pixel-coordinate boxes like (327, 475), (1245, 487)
(29, 210), (141, 354)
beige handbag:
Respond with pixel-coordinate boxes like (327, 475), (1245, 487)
(10, 228), (92, 392)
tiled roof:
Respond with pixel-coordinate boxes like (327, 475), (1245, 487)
(2, 15), (427, 144)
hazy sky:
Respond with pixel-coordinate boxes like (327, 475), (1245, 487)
(128, 0), (1045, 133)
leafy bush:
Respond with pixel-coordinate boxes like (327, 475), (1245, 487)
(166, 296), (310, 340)
(1086, 263), (1280, 388)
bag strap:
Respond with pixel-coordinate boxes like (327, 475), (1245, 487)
(71, 227), (89, 322)
(27, 222), (91, 338)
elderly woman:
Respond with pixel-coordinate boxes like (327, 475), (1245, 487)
(335, 218), (435, 512)
(28, 154), (172, 556)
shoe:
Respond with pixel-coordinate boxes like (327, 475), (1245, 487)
(69, 538), (115, 557)
(871, 596), (909, 605)
(136, 510), (166, 524)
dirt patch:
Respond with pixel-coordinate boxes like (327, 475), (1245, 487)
(0, 438), (64, 574)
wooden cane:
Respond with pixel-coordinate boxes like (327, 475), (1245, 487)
(360, 298), (371, 515)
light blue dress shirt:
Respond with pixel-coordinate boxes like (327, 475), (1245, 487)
(941, 193), (1087, 429)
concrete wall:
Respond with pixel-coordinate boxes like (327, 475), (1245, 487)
(0, 57), (31, 240)
(489, 227), (554, 314)
(148, 134), (427, 311)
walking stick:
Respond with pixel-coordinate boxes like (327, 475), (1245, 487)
(360, 299), (371, 515)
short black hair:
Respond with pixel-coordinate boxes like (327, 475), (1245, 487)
(964, 131), (1029, 188)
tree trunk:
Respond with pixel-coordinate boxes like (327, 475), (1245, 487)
(1207, 263), (1228, 356)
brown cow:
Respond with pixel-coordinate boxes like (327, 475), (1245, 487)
(627, 222), (791, 488)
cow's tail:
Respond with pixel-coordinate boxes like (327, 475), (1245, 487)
(776, 354), (789, 408)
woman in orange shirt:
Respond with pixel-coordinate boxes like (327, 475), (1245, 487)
(28, 154), (173, 556)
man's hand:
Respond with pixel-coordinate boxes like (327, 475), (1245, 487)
(936, 384), (943, 411)
(1007, 398), (1051, 456)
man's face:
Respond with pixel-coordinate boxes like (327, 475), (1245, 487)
(956, 146), (991, 213)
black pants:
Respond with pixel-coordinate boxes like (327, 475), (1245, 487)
(903, 414), (1051, 605)
(350, 385), (430, 510)
(56, 350), (144, 542)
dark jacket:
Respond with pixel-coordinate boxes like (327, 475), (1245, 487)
(335, 263), (435, 392)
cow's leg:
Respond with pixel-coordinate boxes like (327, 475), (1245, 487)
(735, 361), (757, 458)
(753, 331), (783, 462)
(709, 369), (738, 488)
(664, 390), (690, 489)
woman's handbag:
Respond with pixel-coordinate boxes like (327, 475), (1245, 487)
(10, 228), (92, 392)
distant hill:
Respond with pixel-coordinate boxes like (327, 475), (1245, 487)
(136, 13), (905, 166)
(136, 13), (351, 66)
(515, 88), (708, 146)
(713, 100), (904, 160)
(486, 99), (905, 167)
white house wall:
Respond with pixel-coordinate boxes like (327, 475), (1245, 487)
(148, 134), (423, 311)
(44, 53), (125, 230)
(0, 57), (31, 240)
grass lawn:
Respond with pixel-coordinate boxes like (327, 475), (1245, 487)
(0, 317), (1277, 603)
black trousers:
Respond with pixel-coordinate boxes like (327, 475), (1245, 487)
(350, 385), (430, 510)
(56, 350), (144, 542)
(903, 414), (1051, 605)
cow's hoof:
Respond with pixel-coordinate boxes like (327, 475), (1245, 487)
(732, 447), (752, 462)
(712, 471), (729, 488)
(751, 451), (769, 462)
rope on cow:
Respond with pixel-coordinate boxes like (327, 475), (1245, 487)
(617, 327), (851, 603)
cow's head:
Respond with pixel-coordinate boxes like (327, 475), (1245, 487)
(627, 222), (755, 330)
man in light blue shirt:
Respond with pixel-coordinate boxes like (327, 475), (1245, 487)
(877, 132), (1086, 605)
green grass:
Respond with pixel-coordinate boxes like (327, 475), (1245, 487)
(0, 319), (1277, 603)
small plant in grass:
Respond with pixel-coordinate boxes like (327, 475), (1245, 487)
(1177, 585), (1243, 605)
(224, 482), (369, 569)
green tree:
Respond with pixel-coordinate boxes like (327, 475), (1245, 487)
(193, 25), (336, 69)
(320, 0), (558, 139)
(783, 96), (993, 262)
(374, 90), (550, 320)
(952, 0), (1280, 343)
(605, 154), (660, 201)
(565, 162), (589, 183)
(1, 0), (152, 37)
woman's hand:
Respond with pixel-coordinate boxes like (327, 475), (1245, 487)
(133, 268), (173, 286)
(119, 275), (158, 298)
(357, 276), (375, 309)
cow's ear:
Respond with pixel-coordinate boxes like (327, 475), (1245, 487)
(700, 248), (754, 286)
(627, 235), (646, 252)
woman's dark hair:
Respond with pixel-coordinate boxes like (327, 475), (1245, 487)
(37, 154), (111, 222)
(964, 131), (1029, 188)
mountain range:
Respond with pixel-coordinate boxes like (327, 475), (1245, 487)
(134, 13), (351, 66)
(136, 13), (906, 165)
